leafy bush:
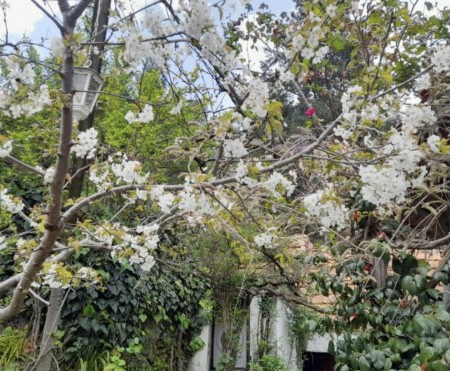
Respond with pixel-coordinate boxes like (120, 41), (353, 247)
(249, 354), (288, 371)
(0, 326), (31, 369)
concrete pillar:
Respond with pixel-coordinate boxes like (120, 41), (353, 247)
(188, 325), (211, 371)
(249, 296), (261, 362)
(273, 299), (298, 370)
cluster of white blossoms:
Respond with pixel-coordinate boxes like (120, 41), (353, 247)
(0, 189), (24, 214)
(89, 167), (112, 192)
(150, 185), (175, 213)
(288, 13), (328, 64)
(111, 157), (148, 184)
(72, 128), (98, 159)
(263, 172), (296, 198)
(359, 165), (427, 209)
(179, 0), (214, 39)
(303, 189), (349, 230)
(254, 232), (278, 248)
(0, 140), (12, 158)
(242, 78), (269, 117)
(0, 56), (52, 118)
(111, 224), (158, 272)
(122, 25), (172, 70)
(415, 73), (431, 91)
(76, 267), (100, 285)
(44, 167), (55, 184)
(235, 160), (249, 182)
(431, 45), (450, 72)
(223, 137), (248, 159)
(427, 135), (442, 153)
(1, 85), (51, 118)
(357, 103), (436, 209)
(42, 263), (66, 289)
(125, 104), (154, 124)
(5, 57), (35, 90)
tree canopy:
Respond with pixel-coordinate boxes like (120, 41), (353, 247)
(0, 0), (450, 369)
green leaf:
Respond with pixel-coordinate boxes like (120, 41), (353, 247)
(358, 356), (371, 371)
(402, 276), (417, 295)
(82, 304), (96, 316)
(430, 360), (447, 371)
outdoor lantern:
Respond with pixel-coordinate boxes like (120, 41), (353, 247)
(72, 67), (104, 121)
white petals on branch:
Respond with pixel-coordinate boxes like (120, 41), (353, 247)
(111, 158), (148, 184)
(0, 189), (24, 214)
(223, 138), (248, 159)
(0, 140), (12, 158)
(44, 167), (55, 184)
(170, 101), (183, 115)
(415, 73), (431, 91)
(125, 104), (154, 124)
(255, 232), (278, 249)
(303, 189), (349, 231)
(72, 128), (98, 159)
(427, 135), (442, 154)
(242, 78), (269, 117)
(431, 45), (450, 73)
(264, 172), (295, 198)
(150, 185), (175, 213)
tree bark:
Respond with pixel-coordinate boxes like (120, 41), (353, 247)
(35, 287), (64, 371)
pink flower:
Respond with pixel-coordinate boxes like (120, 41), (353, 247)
(305, 106), (316, 116)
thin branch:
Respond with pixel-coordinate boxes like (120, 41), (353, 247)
(29, 288), (50, 306)
(3, 155), (46, 176)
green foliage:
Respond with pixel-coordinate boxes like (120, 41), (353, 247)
(61, 252), (210, 369)
(248, 354), (288, 371)
(323, 253), (450, 370)
(0, 326), (31, 368)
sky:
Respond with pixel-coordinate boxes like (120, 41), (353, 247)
(0, 0), (290, 40)
(1, 0), (446, 41)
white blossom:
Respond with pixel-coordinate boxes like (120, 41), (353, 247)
(431, 45), (450, 73)
(303, 189), (349, 230)
(255, 232), (277, 248)
(44, 167), (55, 184)
(263, 172), (295, 197)
(415, 73), (431, 91)
(89, 168), (111, 191)
(326, 5), (337, 17)
(235, 160), (248, 182)
(111, 158), (148, 184)
(223, 138), (248, 159)
(150, 185), (175, 213)
(427, 135), (441, 153)
(178, 185), (197, 213)
(242, 78), (269, 117)
(170, 101), (183, 115)
(0, 140), (12, 158)
(125, 104), (154, 124)
(72, 128), (98, 159)
(0, 189), (24, 214)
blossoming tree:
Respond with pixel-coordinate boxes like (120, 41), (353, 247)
(0, 0), (450, 367)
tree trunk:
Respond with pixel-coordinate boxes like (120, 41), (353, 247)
(35, 287), (63, 371)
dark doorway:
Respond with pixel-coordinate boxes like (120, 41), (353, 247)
(302, 352), (334, 371)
